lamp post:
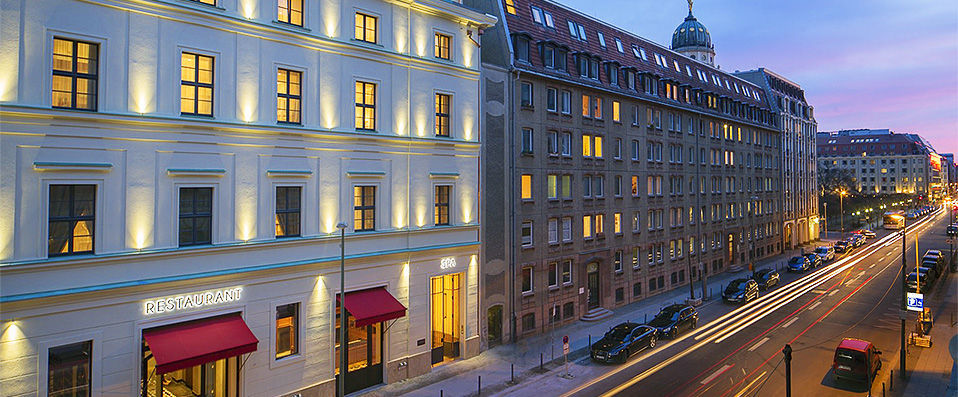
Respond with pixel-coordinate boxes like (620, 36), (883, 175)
(839, 190), (847, 238)
(749, 195), (759, 273)
(337, 222), (348, 397)
(899, 216), (907, 379)
(823, 201), (827, 238)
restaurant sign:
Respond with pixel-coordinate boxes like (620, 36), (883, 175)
(144, 287), (243, 315)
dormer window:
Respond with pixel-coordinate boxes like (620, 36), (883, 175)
(606, 63), (619, 86)
(513, 35), (530, 63)
(531, 6), (543, 24)
(597, 32), (606, 48)
(568, 21), (587, 41)
(614, 38), (624, 53)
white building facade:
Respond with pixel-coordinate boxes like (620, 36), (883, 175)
(0, 0), (494, 396)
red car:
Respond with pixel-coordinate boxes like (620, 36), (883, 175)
(832, 338), (882, 384)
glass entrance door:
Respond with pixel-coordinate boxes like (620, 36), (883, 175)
(587, 263), (600, 309)
(141, 341), (238, 397)
(431, 273), (461, 365)
(335, 300), (383, 395)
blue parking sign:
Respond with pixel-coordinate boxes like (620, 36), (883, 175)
(906, 292), (924, 312)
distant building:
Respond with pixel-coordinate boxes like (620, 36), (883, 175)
(816, 129), (947, 201)
(942, 153), (957, 196)
(467, 0), (783, 343)
(735, 68), (819, 249)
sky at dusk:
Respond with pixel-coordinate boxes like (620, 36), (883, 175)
(558, 0), (958, 156)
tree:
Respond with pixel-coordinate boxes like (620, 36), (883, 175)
(818, 164), (856, 196)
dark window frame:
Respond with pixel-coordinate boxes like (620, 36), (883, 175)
(275, 302), (300, 359)
(277, 0), (303, 26)
(275, 186), (301, 238)
(276, 68), (302, 124)
(48, 184), (96, 257)
(355, 81), (376, 131)
(178, 187), (213, 246)
(434, 32), (451, 60)
(355, 12), (378, 43)
(51, 37), (98, 111)
(48, 340), (92, 397)
(435, 93), (451, 136)
(180, 52), (214, 116)
(353, 185), (376, 232)
(434, 185), (450, 226)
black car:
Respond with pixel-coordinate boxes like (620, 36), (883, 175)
(834, 241), (850, 253)
(723, 278), (759, 303)
(648, 304), (698, 339)
(590, 323), (658, 363)
(947, 224), (958, 237)
(752, 268), (780, 290)
(804, 253), (823, 268)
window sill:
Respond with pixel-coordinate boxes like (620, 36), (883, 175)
(271, 20), (311, 32)
(521, 291), (534, 297)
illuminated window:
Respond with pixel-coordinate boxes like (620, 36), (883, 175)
(190, 0), (215, 4)
(562, 260), (573, 283)
(561, 175), (572, 199)
(435, 32), (451, 60)
(355, 81), (376, 130)
(547, 174), (558, 199)
(631, 176), (639, 196)
(48, 341), (92, 396)
(504, 0), (516, 15)
(353, 186), (376, 231)
(275, 186), (301, 237)
(277, 0), (303, 26)
(583, 215), (592, 238)
(275, 303), (299, 359)
(434, 185), (450, 225)
(594, 136), (603, 158)
(612, 101), (620, 122)
(180, 53), (214, 116)
(179, 187), (212, 246)
(593, 97), (602, 119)
(595, 213), (605, 235)
(354, 12), (377, 43)
(51, 38), (98, 110)
(435, 93), (451, 136)
(581, 94), (590, 117)
(521, 174), (533, 200)
(276, 69), (302, 124)
(614, 212), (622, 234)
(48, 185), (95, 256)
(582, 134), (592, 157)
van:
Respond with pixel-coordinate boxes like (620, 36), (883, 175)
(833, 338), (882, 384)
(814, 246), (835, 262)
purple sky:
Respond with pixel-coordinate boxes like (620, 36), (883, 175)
(558, 0), (958, 156)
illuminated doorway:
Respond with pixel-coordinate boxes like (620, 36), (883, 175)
(431, 273), (461, 365)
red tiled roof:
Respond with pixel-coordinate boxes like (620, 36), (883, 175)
(502, 0), (767, 109)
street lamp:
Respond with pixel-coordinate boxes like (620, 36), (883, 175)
(336, 222), (348, 397)
(839, 190), (848, 238)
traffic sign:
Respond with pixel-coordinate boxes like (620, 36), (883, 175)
(906, 292), (924, 312)
(562, 335), (570, 355)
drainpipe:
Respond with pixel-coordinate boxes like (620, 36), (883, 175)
(509, 68), (519, 343)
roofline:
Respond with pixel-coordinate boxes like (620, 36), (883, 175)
(535, 0), (763, 91)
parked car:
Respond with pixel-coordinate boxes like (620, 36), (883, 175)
(804, 253), (823, 268)
(947, 224), (958, 237)
(833, 338), (882, 384)
(723, 278), (760, 303)
(922, 258), (944, 275)
(850, 234), (865, 247)
(752, 268), (780, 291)
(860, 229), (876, 238)
(906, 272), (928, 293)
(590, 322), (658, 363)
(916, 266), (937, 283)
(788, 256), (811, 272)
(647, 304), (698, 339)
(815, 246), (836, 262)
(924, 250), (943, 261)
(834, 240), (850, 253)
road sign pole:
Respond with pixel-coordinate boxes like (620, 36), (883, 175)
(900, 218), (907, 379)
(783, 344), (792, 397)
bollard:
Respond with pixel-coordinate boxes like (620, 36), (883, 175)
(511, 363), (514, 383)
(478, 375), (481, 396)
(890, 371), (893, 390)
(540, 353), (543, 370)
(589, 334), (592, 348)
(440, 390), (443, 397)
(644, 313), (648, 323)
(882, 382), (885, 397)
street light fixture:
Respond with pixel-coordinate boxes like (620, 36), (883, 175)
(839, 190), (848, 238)
(336, 222), (348, 397)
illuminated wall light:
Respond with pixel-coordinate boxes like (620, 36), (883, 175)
(239, 0), (256, 19)
(235, 191), (256, 242)
(1, 320), (24, 343)
(127, 186), (153, 250)
(415, 204), (426, 228)
(0, 30), (18, 102)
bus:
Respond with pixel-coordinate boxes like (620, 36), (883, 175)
(883, 211), (905, 230)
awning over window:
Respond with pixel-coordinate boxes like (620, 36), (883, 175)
(338, 287), (407, 327)
(143, 312), (258, 374)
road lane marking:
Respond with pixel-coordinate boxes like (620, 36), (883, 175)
(828, 290), (839, 297)
(808, 301), (822, 311)
(748, 337), (769, 352)
(812, 289), (827, 294)
(869, 264), (876, 269)
(733, 371), (767, 397)
(781, 317), (800, 328)
(701, 364), (733, 385)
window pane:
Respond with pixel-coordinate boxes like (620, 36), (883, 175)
(48, 341), (92, 397)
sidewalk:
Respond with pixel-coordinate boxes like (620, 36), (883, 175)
(361, 242), (828, 397)
(885, 265), (958, 396)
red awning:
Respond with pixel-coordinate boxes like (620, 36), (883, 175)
(338, 287), (407, 327)
(143, 312), (258, 374)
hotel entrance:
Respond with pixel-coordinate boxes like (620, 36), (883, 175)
(335, 286), (407, 395)
(431, 273), (461, 365)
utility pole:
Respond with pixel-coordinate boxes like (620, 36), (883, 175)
(899, 216), (907, 379)
(783, 344), (792, 397)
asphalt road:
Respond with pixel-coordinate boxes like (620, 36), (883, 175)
(563, 206), (954, 397)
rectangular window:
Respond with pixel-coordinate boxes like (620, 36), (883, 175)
(593, 97), (603, 119)
(275, 186), (301, 237)
(521, 174), (533, 200)
(48, 341), (92, 397)
(353, 186), (376, 231)
(277, 0), (303, 26)
(612, 101), (620, 122)
(614, 251), (623, 272)
(355, 81), (376, 130)
(583, 175), (592, 197)
(547, 174), (558, 199)
(52, 38), (98, 110)
(521, 267), (533, 293)
(595, 213), (604, 235)
(521, 221), (533, 247)
(275, 303), (299, 359)
(561, 90), (572, 114)
(521, 128), (533, 153)
(548, 130), (558, 155)
(434, 185), (450, 225)
(632, 211), (640, 232)
(277, 69), (302, 124)
(614, 138), (622, 159)
(504, 0), (516, 15)
(562, 217), (572, 241)
(520, 82), (533, 107)
(548, 218), (558, 243)
(190, 0), (215, 4)
(594, 175), (604, 197)
(546, 87), (558, 112)
(355, 12), (377, 43)
(582, 134), (592, 157)
(581, 94), (590, 117)
(561, 175), (572, 199)
(594, 136), (603, 158)
(434, 33), (451, 60)
(613, 212), (622, 234)
(435, 93), (451, 136)
(48, 184), (95, 256)
(179, 187), (212, 246)
(562, 260), (572, 284)
(632, 247), (640, 268)
(614, 175), (622, 196)
(548, 262), (558, 287)
(180, 52), (213, 116)
(583, 215), (592, 238)
(561, 132), (571, 155)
